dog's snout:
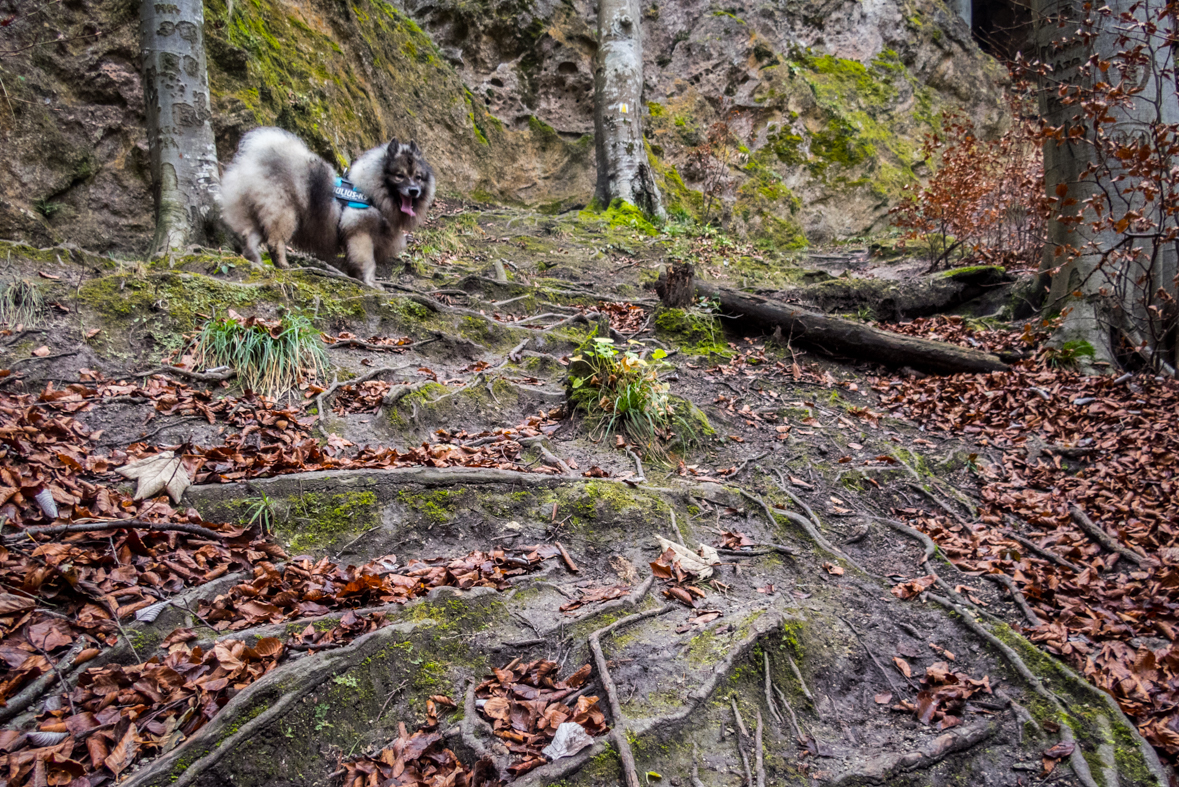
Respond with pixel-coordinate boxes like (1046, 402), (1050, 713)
(407, 186), (422, 198)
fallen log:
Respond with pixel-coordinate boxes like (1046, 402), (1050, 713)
(658, 268), (1008, 375)
(769, 265), (1015, 321)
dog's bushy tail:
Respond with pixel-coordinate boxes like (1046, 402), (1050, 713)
(293, 158), (340, 259)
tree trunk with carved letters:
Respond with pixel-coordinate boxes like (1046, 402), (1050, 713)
(139, 0), (222, 256)
(592, 0), (664, 221)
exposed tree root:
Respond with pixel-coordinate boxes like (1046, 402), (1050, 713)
(754, 710), (765, 787)
(623, 447), (645, 482)
(121, 620), (426, 787)
(763, 650), (783, 726)
(326, 336), (441, 353)
(927, 592), (1168, 787)
(284, 265), (382, 291)
(1000, 524), (1082, 573)
(786, 654), (814, 706)
(982, 572), (1042, 626)
(840, 614), (912, 694)
(738, 487), (864, 574)
(0, 638), (89, 724)
(134, 365), (237, 384)
(829, 721), (998, 786)
(589, 604), (675, 787)
(313, 364), (411, 435)
(731, 698), (754, 787)
(518, 436), (575, 476)
(461, 680), (510, 777)
(1070, 503), (1154, 567)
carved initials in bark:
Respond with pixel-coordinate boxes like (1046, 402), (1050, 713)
(139, 0), (222, 257)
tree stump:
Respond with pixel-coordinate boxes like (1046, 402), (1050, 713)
(656, 262), (695, 308)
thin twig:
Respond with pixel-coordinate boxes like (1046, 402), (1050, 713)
(623, 447), (645, 483)
(0, 638), (88, 724)
(101, 415), (204, 447)
(4, 520), (224, 542)
(332, 526), (380, 560)
(730, 450), (770, 479)
(840, 615), (913, 693)
(556, 542), (579, 574)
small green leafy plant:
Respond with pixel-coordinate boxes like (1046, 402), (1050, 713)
(190, 311), (326, 397)
(243, 492), (276, 534)
(0, 280), (44, 327)
(1041, 338), (1096, 369)
(569, 335), (698, 451)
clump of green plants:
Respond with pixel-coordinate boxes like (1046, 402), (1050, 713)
(0, 280), (44, 327)
(1041, 339), (1096, 369)
(569, 335), (699, 451)
(190, 312), (326, 397)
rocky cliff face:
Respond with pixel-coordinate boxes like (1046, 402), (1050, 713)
(0, 0), (1006, 254)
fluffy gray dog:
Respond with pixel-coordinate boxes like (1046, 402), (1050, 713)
(221, 127), (436, 288)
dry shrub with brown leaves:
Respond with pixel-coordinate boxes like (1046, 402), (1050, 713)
(889, 98), (1049, 272)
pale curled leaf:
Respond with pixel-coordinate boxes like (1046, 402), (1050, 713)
(116, 451), (191, 503)
(541, 722), (594, 760)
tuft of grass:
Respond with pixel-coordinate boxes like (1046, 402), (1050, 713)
(0, 280), (45, 327)
(243, 491), (276, 535)
(190, 312), (326, 397)
(33, 199), (65, 219)
(568, 333), (701, 454)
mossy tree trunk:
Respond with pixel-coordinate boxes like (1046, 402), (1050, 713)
(139, 0), (222, 257)
(1035, 0), (1179, 373)
(592, 0), (665, 222)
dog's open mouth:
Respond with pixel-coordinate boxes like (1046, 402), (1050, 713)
(400, 195), (416, 217)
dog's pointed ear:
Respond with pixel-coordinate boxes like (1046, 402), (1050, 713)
(386, 138), (400, 154)
(409, 140), (421, 154)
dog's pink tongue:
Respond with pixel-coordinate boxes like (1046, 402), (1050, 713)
(400, 195), (416, 217)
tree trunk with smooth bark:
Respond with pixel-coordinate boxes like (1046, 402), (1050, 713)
(140, 0), (222, 257)
(1035, 0), (1179, 373)
(592, 0), (664, 221)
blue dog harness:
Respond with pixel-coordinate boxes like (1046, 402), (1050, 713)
(333, 177), (372, 210)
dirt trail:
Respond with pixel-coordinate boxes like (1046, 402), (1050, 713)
(0, 206), (1165, 787)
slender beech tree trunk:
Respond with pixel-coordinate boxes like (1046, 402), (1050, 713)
(592, 0), (664, 220)
(1036, 0), (1179, 371)
(140, 0), (222, 257)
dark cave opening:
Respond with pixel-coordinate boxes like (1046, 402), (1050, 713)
(972, 0), (1035, 63)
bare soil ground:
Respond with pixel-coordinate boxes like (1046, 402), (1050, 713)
(0, 204), (1166, 787)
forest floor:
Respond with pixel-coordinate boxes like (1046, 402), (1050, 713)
(0, 202), (1175, 787)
